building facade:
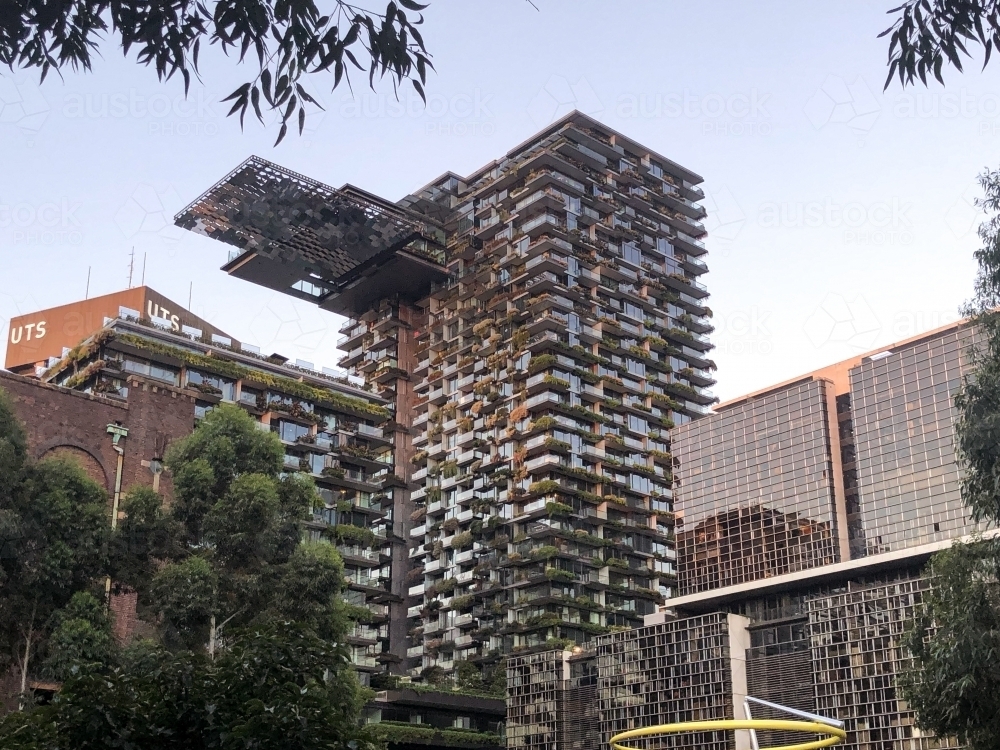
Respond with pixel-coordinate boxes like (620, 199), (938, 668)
(3, 300), (399, 684)
(176, 111), (716, 682)
(507, 612), (750, 750)
(503, 321), (977, 750)
(5, 286), (234, 375)
(671, 321), (978, 591)
(672, 377), (846, 595)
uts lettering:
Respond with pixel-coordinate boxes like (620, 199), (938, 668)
(9, 320), (46, 344)
(147, 301), (181, 331)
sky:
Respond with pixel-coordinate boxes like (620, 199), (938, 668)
(0, 0), (996, 401)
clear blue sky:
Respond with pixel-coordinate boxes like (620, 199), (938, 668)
(0, 0), (995, 400)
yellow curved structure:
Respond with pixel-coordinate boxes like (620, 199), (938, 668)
(610, 719), (846, 750)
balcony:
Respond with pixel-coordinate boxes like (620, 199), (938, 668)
(352, 624), (383, 641)
(357, 423), (384, 439)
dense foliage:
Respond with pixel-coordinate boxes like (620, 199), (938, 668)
(0, 398), (370, 749)
(900, 538), (1000, 750)
(0, 390), (112, 706)
(900, 169), (1000, 750)
(0, 624), (372, 750)
(147, 404), (358, 654)
(954, 167), (1000, 524)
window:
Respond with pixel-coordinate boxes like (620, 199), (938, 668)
(630, 474), (651, 493)
(123, 357), (150, 376)
(622, 302), (643, 321)
(622, 242), (642, 267)
(626, 359), (645, 378)
(149, 364), (179, 385)
(291, 279), (328, 297)
(628, 414), (648, 434)
(278, 420), (311, 442)
(308, 453), (325, 474)
(240, 387), (260, 406)
(187, 370), (235, 400)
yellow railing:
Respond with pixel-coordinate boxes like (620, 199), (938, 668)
(610, 719), (846, 750)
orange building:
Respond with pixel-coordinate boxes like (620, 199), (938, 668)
(4, 287), (235, 376)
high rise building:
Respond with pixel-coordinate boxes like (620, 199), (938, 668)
(177, 111), (716, 681)
(671, 320), (979, 602)
(503, 320), (977, 750)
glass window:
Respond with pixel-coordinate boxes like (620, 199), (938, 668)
(622, 242), (642, 267)
(123, 357), (150, 375)
(279, 421), (310, 442)
(149, 364), (179, 385)
(186, 370), (235, 400)
(240, 387), (260, 406)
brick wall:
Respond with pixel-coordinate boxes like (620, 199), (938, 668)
(0, 371), (201, 645)
(0, 371), (198, 499)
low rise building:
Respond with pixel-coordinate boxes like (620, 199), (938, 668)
(5, 286), (234, 376)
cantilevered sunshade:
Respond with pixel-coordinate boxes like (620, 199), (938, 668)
(175, 156), (449, 315)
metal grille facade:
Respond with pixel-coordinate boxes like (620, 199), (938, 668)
(807, 575), (958, 750)
(507, 651), (565, 750)
(595, 614), (736, 750)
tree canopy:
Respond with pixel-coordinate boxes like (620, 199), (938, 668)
(0, 623), (372, 750)
(881, 0), (1000, 88)
(0, 389), (112, 705)
(147, 404), (353, 654)
(0, 397), (371, 749)
(0, 0), (433, 143)
(899, 538), (1000, 750)
(899, 170), (1000, 749)
(954, 166), (1000, 524)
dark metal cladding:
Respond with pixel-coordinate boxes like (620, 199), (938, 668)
(174, 156), (449, 316)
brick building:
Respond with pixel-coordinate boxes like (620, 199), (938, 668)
(0, 369), (197, 500)
(2, 296), (505, 748)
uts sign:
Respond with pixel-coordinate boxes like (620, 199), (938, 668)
(9, 320), (46, 344)
(3, 286), (234, 374)
(146, 300), (180, 331)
